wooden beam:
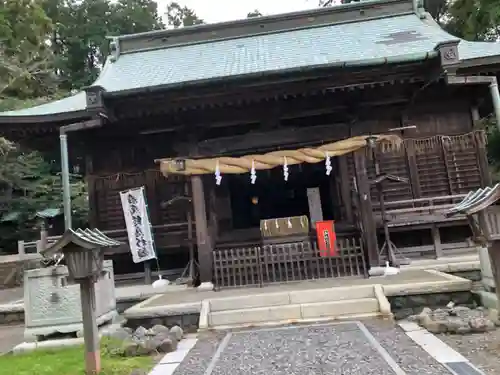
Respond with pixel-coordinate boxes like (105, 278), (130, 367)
(113, 62), (434, 117)
(196, 123), (349, 157)
(191, 175), (213, 283)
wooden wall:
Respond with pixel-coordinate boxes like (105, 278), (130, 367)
(84, 85), (487, 253)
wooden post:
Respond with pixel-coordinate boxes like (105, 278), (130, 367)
(431, 225), (443, 259)
(307, 187), (324, 227)
(474, 131), (492, 187)
(144, 261), (152, 285)
(191, 175), (213, 288)
(405, 140), (421, 199)
(80, 280), (101, 374)
(353, 149), (379, 268)
(39, 220), (48, 252)
(338, 156), (354, 222)
(17, 241), (25, 257)
(85, 154), (99, 229)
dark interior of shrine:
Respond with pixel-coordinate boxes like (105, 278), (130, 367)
(227, 160), (337, 230)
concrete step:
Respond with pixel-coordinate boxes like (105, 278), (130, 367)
(208, 297), (380, 327)
(209, 285), (375, 312)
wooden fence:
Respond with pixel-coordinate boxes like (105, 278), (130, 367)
(212, 236), (367, 289)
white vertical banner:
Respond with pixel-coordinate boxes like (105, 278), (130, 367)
(120, 186), (157, 263)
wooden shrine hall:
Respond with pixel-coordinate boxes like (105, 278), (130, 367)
(2, 0), (500, 289)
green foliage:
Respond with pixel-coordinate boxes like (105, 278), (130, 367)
(166, 1), (204, 28)
(43, 0), (164, 90)
(0, 0), (57, 98)
(247, 10), (263, 18)
(0, 141), (88, 247)
(445, 0), (500, 41)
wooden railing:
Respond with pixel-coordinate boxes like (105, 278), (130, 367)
(374, 194), (500, 261)
(213, 235), (367, 289)
(374, 194), (468, 227)
(17, 222), (194, 257)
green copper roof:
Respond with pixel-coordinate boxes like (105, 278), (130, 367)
(0, 92), (87, 119)
(2, 2), (500, 119)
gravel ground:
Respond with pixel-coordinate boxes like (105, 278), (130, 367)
(172, 320), (451, 375)
(213, 323), (394, 375)
(363, 320), (448, 375)
(439, 329), (500, 375)
(172, 331), (227, 375)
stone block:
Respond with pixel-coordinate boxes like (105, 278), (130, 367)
(209, 292), (290, 312)
(289, 285), (373, 304)
(209, 304), (301, 326)
(373, 285), (391, 317)
(24, 260), (117, 339)
(198, 300), (209, 330)
(300, 298), (379, 319)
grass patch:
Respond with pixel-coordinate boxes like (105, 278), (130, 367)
(0, 339), (155, 375)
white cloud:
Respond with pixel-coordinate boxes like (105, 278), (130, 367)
(155, 0), (320, 24)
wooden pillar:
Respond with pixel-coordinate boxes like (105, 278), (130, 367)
(191, 175), (213, 284)
(353, 149), (379, 267)
(207, 180), (218, 245)
(474, 131), (492, 187)
(471, 105), (481, 125)
(338, 156), (354, 222)
(85, 154), (99, 229)
(431, 225), (443, 259)
(405, 140), (421, 199)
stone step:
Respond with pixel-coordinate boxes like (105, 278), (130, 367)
(209, 285), (375, 312)
(208, 297), (380, 327)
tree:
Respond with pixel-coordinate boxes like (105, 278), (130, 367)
(247, 10), (263, 18)
(0, 140), (88, 250)
(166, 2), (204, 28)
(445, 0), (500, 41)
(0, 0), (57, 100)
(42, 0), (164, 90)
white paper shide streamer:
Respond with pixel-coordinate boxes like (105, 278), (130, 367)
(120, 187), (156, 263)
(325, 152), (332, 176)
(215, 161), (222, 185)
(283, 157), (289, 181)
(250, 160), (257, 184)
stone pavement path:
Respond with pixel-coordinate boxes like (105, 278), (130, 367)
(172, 320), (451, 375)
(0, 324), (24, 354)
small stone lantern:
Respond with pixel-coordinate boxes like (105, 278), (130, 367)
(445, 184), (500, 320)
(40, 228), (121, 375)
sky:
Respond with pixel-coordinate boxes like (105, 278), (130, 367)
(155, 0), (322, 24)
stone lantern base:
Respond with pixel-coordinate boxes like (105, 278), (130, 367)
(23, 260), (117, 342)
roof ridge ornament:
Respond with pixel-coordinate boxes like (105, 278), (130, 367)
(434, 40), (460, 67)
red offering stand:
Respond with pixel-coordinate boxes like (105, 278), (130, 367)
(316, 220), (337, 257)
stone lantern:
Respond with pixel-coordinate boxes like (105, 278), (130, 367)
(40, 228), (121, 375)
(445, 184), (500, 320)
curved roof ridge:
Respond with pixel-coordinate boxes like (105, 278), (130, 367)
(419, 11), (500, 63)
